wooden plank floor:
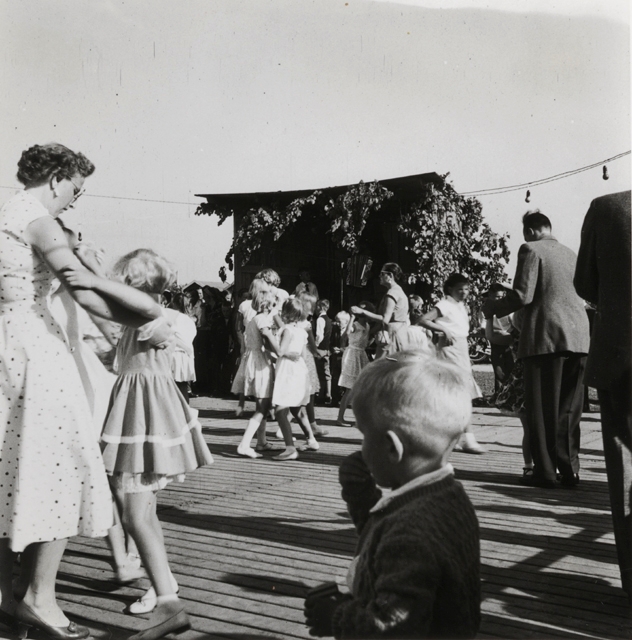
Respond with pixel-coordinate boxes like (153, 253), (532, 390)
(11, 396), (630, 639)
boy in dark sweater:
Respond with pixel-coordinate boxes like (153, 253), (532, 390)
(305, 353), (481, 638)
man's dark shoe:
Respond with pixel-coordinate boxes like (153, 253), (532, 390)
(559, 473), (580, 488)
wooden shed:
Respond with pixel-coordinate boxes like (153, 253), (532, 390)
(196, 172), (441, 312)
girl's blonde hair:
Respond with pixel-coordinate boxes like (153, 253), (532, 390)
(248, 277), (271, 298)
(296, 292), (317, 320)
(281, 297), (304, 324)
(111, 249), (176, 294)
(252, 290), (276, 314)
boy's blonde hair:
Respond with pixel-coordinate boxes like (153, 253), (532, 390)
(252, 290), (276, 314)
(335, 310), (351, 332)
(352, 352), (471, 460)
(111, 249), (175, 294)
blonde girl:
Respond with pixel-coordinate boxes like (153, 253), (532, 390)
(420, 272), (485, 454)
(271, 298), (319, 460)
(296, 292), (328, 438)
(65, 249), (214, 640)
(337, 301), (374, 425)
(236, 290), (279, 458)
(231, 277), (271, 417)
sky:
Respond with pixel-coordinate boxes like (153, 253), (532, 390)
(0, 0), (629, 285)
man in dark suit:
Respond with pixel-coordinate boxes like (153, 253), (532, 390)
(483, 211), (590, 488)
(574, 190), (631, 600)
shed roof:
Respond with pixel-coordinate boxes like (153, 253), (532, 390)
(195, 172), (442, 211)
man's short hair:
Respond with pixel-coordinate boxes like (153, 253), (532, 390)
(522, 210), (552, 232)
(352, 352), (471, 460)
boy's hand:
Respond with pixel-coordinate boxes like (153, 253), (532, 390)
(63, 265), (97, 290)
(304, 583), (343, 637)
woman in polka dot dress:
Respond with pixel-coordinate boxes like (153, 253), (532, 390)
(0, 144), (174, 640)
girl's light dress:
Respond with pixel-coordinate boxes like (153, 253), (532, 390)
(171, 310), (197, 384)
(101, 311), (214, 493)
(242, 313), (275, 399)
(434, 296), (481, 399)
(0, 192), (113, 551)
(338, 321), (370, 390)
(272, 324), (310, 407)
(298, 319), (320, 395)
(230, 299), (257, 395)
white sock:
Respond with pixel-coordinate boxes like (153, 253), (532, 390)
(156, 594), (179, 605)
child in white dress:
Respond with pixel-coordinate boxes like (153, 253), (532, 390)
(420, 273), (485, 454)
(296, 292), (328, 438)
(231, 278), (270, 416)
(272, 298), (319, 460)
(66, 249), (214, 640)
(337, 301), (374, 425)
(236, 290), (278, 458)
(169, 292), (197, 403)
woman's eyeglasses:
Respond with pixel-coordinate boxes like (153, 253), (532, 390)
(68, 177), (85, 202)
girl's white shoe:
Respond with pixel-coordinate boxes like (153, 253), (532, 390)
(298, 438), (320, 451)
(128, 574), (179, 615)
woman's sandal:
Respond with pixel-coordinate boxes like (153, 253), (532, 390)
(523, 467), (534, 477)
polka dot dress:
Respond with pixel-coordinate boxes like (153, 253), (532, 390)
(0, 192), (112, 552)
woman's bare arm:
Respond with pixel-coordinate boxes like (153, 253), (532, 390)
(25, 216), (156, 327)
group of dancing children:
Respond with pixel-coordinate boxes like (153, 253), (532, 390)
(233, 281), (324, 461)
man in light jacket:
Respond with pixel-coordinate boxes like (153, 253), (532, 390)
(483, 211), (590, 488)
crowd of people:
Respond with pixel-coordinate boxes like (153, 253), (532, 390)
(0, 141), (629, 640)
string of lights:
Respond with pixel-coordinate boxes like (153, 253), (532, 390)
(460, 151), (630, 197)
(1, 150), (629, 204)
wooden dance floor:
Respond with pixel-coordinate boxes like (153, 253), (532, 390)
(17, 395), (631, 639)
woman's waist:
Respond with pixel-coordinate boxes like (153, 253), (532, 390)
(0, 297), (49, 316)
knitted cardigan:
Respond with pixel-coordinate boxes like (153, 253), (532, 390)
(333, 452), (481, 639)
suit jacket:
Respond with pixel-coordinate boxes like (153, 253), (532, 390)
(574, 190), (631, 388)
(494, 236), (590, 359)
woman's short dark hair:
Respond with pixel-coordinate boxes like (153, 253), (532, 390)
(443, 272), (470, 295)
(17, 143), (95, 187)
(522, 210), (552, 232)
(381, 262), (403, 282)
(358, 300), (376, 314)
